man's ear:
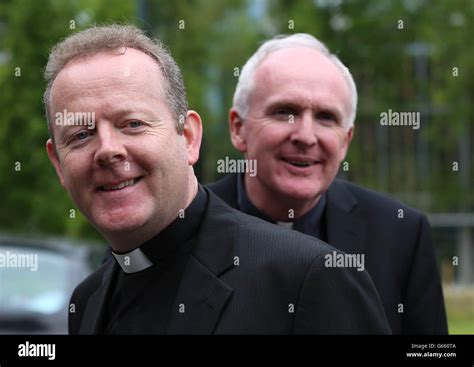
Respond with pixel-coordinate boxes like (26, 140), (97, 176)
(46, 138), (66, 187)
(183, 110), (203, 166)
(341, 126), (354, 159)
(229, 108), (247, 153)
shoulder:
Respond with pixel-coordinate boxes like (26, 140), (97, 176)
(206, 173), (236, 191)
(330, 179), (426, 222)
(239, 209), (330, 250)
(206, 174), (238, 207)
(228, 200), (338, 269)
(229, 204), (391, 333)
(205, 187), (335, 271)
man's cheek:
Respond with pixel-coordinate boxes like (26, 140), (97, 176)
(63, 169), (82, 189)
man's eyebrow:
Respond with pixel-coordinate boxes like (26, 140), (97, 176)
(266, 100), (343, 115)
(109, 108), (136, 117)
(264, 100), (301, 112)
(106, 106), (159, 119)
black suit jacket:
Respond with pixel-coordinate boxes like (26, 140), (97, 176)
(207, 174), (448, 334)
(69, 188), (390, 334)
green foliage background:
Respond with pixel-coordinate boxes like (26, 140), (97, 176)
(0, 0), (472, 238)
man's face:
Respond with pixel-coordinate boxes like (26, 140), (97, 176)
(231, 47), (353, 208)
(46, 49), (200, 243)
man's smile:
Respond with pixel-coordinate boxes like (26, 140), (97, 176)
(97, 176), (143, 192)
(278, 155), (323, 175)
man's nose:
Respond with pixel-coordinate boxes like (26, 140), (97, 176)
(289, 111), (318, 147)
(93, 126), (127, 166)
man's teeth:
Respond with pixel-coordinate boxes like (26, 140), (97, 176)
(288, 161), (311, 167)
(102, 179), (136, 191)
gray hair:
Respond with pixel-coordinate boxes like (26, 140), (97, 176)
(43, 24), (188, 137)
(233, 33), (357, 129)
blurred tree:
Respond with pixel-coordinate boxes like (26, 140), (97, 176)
(143, 0), (263, 182)
(0, 0), (472, 240)
(0, 0), (135, 240)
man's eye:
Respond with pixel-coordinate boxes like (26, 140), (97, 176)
(274, 108), (295, 116)
(316, 111), (336, 121)
(128, 120), (143, 128)
(74, 131), (92, 141)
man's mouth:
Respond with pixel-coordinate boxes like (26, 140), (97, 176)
(99, 177), (142, 191)
(281, 158), (319, 167)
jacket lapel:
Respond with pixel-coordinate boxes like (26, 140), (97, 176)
(166, 257), (233, 334)
(166, 190), (237, 334)
(325, 179), (367, 255)
(79, 260), (118, 334)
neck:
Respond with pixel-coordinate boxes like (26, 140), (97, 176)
(105, 175), (199, 253)
(244, 174), (320, 221)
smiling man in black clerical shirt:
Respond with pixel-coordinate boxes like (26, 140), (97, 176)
(44, 24), (391, 334)
(208, 33), (447, 334)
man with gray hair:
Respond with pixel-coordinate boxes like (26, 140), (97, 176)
(44, 25), (390, 334)
(208, 33), (448, 334)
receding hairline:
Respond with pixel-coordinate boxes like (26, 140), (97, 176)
(256, 45), (348, 77)
(250, 46), (353, 112)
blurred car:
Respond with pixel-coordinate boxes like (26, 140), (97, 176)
(0, 234), (104, 334)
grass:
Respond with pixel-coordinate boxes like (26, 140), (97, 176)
(444, 285), (474, 334)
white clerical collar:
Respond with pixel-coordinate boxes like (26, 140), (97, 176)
(112, 247), (153, 274)
(277, 221), (294, 229)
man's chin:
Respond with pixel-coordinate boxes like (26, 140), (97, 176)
(274, 183), (325, 203)
(92, 214), (147, 236)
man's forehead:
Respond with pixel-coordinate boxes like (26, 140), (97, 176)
(53, 48), (161, 90)
(252, 47), (351, 109)
(50, 48), (164, 106)
(257, 47), (346, 83)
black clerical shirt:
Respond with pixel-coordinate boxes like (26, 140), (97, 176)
(102, 185), (208, 334)
(236, 173), (327, 241)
